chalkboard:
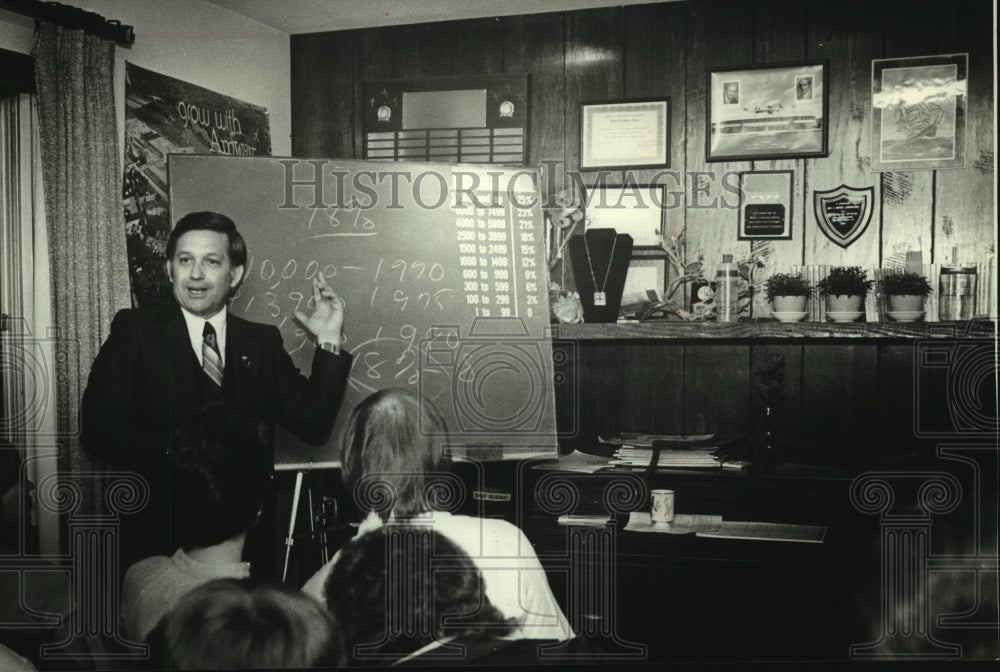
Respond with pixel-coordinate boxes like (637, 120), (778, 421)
(167, 155), (561, 468)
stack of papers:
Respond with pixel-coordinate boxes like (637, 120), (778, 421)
(603, 433), (716, 447)
(610, 446), (720, 470)
(532, 450), (611, 474)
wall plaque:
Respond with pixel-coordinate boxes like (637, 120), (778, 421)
(813, 185), (875, 249)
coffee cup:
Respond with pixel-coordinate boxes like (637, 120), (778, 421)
(651, 489), (675, 524)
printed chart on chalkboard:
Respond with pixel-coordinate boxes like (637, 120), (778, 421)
(167, 155), (564, 468)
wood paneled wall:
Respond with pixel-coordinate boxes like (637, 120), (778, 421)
(290, 0), (995, 286)
(290, 0), (995, 465)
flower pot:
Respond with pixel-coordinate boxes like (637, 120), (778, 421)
(888, 294), (924, 312)
(826, 294), (863, 312)
(771, 295), (808, 313)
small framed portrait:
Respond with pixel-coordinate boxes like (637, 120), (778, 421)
(723, 81), (740, 105)
(795, 75), (814, 100)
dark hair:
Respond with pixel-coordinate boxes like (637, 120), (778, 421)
(341, 388), (450, 520)
(167, 211), (248, 267)
(170, 401), (272, 549)
(325, 526), (515, 662)
(148, 578), (344, 669)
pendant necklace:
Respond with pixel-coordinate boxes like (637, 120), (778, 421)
(584, 233), (617, 306)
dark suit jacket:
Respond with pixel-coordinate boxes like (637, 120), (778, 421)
(80, 301), (352, 482)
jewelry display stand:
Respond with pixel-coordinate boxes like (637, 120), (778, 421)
(568, 230), (633, 323)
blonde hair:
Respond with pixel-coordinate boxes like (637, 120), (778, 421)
(340, 388), (450, 519)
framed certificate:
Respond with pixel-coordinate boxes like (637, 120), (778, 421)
(737, 170), (793, 240)
(580, 99), (670, 171)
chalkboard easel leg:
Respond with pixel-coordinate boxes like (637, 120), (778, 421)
(281, 470), (305, 584)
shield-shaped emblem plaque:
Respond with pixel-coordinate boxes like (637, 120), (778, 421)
(813, 185), (875, 249)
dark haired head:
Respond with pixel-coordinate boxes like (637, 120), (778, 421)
(340, 388), (450, 520)
(148, 578), (344, 669)
(325, 526), (515, 662)
(170, 401), (271, 549)
(167, 211), (247, 267)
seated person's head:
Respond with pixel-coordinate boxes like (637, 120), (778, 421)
(325, 526), (514, 663)
(340, 388), (449, 520)
(148, 578), (343, 669)
(170, 401), (271, 549)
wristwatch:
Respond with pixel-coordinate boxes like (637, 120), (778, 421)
(318, 340), (341, 355)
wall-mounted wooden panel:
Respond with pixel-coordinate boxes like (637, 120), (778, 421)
(931, 0), (995, 271)
(804, 0), (882, 269)
(288, 0), (995, 461)
(877, 0), (937, 269)
(751, 0), (809, 317)
(565, 6), (625, 183)
(683, 0), (754, 282)
(290, 32), (354, 158)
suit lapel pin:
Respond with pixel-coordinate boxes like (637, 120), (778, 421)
(241, 355), (251, 367)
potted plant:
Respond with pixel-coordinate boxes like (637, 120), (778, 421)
(817, 266), (873, 313)
(880, 271), (933, 312)
(765, 273), (812, 314)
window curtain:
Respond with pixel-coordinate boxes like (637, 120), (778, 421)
(1, 93), (59, 556)
(32, 23), (131, 523)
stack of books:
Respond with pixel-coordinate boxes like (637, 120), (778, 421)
(603, 433), (733, 471)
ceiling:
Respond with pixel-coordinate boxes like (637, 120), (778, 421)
(203, 0), (673, 35)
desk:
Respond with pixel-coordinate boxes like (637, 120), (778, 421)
(517, 464), (880, 663)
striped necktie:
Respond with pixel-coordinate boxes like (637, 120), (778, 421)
(202, 322), (224, 387)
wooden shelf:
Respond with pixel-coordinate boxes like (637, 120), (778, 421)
(551, 320), (996, 341)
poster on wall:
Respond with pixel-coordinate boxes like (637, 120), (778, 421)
(122, 62), (272, 306)
(871, 53), (967, 171)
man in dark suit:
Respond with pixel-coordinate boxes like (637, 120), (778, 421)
(81, 211), (352, 573)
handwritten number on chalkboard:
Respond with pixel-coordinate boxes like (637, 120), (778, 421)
(395, 350), (418, 384)
(364, 352), (383, 379)
(392, 259), (407, 283)
(393, 290), (408, 311)
(400, 324), (417, 352)
(265, 292), (280, 317)
(288, 292), (304, 314)
(433, 289), (453, 310)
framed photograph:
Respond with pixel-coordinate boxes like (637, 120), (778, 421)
(624, 254), (668, 295)
(871, 53), (967, 171)
(707, 61), (828, 162)
(580, 99), (670, 171)
(738, 170), (793, 240)
(584, 184), (669, 248)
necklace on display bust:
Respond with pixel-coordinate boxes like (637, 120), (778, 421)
(583, 231), (618, 306)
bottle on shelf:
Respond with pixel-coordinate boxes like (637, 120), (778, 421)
(715, 254), (739, 322)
